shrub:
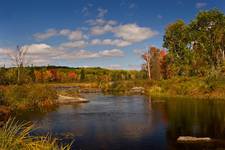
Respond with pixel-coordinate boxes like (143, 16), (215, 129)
(149, 85), (162, 95)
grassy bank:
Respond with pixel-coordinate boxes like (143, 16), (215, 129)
(104, 77), (225, 100)
(0, 84), (57, 110)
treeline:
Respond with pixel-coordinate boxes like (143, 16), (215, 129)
(143, 9), (225, 80)
(0, 66), (147, 85)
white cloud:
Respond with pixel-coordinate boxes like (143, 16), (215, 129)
(0, 48), (12, 55)
(60, 41), (87, 49)
(86, 18), (117, 26)
(57, 49), (124, 60)
(59, 29), (71, 36)
(87, 18), (117, 36)
(99, 49), (124, 57)
(114, 24), (158, 42)
(0, 44), (58, 66)
(67, 30), (84, 41)
(34, 29), (84, 41)
(21, 44), (61, 65)
(133, 48), (145, 55)
(97, 8), (108, 18)
(0, 48), (12, 66)
(33, 29), (58, 40)
(23, 43), (54, 55)
(196, 2), (207, 9)
(0, 43), (125, 66)
(0, 44), (124, 67)
(91, 39), (131, 47)
(90, 24), (114, 35)
(89, 21), (158, 45)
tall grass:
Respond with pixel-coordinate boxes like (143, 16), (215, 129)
(0, 118), (72, 150)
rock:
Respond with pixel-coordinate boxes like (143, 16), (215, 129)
(57, 95), (89, 104)
(177, 136), (211, 143)
(130, 87), (145, 94)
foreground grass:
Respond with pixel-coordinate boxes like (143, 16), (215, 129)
(0, 118), (71, 150)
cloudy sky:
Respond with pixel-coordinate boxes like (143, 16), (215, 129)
(0, 0), (224, 69)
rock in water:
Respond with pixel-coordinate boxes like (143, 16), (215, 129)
(130, 87), (145, 94)
(57, 95), (89, 104)
(177, 136), (211, 143)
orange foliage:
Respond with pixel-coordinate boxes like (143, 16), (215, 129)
(68, 72), (77, 80)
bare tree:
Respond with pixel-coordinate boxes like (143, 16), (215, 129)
(142, 48), (151, 80)
(8, 46), (28, 84)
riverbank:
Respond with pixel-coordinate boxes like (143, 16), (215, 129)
(0, 83), (96, 118)
(0, 84), (58, 110)
(1, 76), (225, 116)
(105, 77), (225, 100)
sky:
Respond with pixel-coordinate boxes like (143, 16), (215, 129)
(0, 0), (224, 70)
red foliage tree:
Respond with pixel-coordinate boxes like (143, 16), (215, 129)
(68, 71), (77, 81)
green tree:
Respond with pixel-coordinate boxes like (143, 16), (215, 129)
(163, 20), (191, 76)
(189, 9), (225, 70)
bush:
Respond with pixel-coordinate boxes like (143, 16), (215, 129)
(204, 70), (220, 92)
(148, 85), (162, 95)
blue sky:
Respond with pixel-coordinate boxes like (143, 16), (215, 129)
(0, 0), (224, 69)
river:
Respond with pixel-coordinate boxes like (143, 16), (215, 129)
(14, 93), (225, 150)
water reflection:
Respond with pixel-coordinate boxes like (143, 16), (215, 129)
(14, 94), (225, 150)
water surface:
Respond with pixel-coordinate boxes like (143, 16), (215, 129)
(15, 94), (225, 150)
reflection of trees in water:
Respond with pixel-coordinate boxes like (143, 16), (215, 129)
(164, 99), (225, 141)
(149, 98), (225, 149)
